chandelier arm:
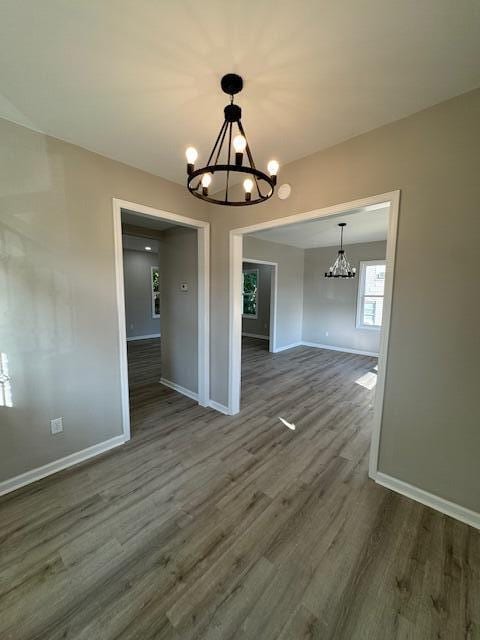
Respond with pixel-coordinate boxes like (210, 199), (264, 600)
(191, 120), (229, 191)
(206, 119), (228, 167)
(237, 120), (267, 199)
(225, 121), (233, 203)
(213, 120), (229, 167)
(237, 121), (256, 169)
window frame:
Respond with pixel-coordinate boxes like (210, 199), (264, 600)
(356, 260), (386, 331)
(242, 268), (259, 319)
(151, 265), (160, 319)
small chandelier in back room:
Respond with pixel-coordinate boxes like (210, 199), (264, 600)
(185, 73), (279, 206)
(325, 223), (356, 278)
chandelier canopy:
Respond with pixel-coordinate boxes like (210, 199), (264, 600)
(185, 74), (279, 206)
(325, 223), (357, 278)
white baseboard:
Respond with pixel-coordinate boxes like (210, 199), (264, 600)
(273, 341), (303, 353)
(374, 471), (480, 530)
(208, 399), (233, 415)
(242, 332), (269, 340)
(127, 333), (161, 342)
(0, 435), (126, 497)
(160, 377), (198, 402)
(301, 341), (379, 357)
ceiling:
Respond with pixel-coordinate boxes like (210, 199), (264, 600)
(122, 234), (160, 253)
(250, 205), (389, 248)
(121, 209), (176, 232)
(1, 1), (479, 184)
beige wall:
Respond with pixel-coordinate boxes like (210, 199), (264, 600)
(160, 226), (198, 393)
(0, 117), (209, 481)
(209, 89), (480, 513)
(303, 241), (386, 354)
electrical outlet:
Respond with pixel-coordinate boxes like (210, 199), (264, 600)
(50, 417), (63, 434)
(325, 331), (329, 337)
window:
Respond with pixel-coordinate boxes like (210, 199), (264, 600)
(356, 260), (386, 330)
(0, 352), (13, 408)
(151, 266), (160, 318)
(242, 269), (258, 318)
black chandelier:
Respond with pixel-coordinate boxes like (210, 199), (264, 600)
(325, 223), (356, 278)
(185, 73), (279, 206)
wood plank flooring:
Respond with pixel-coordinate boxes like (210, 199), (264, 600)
(127, 337), (162, 389)
(0, 337), (479, 639)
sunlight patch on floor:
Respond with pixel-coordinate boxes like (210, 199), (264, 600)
(278, 417), (296, 430)
(355, 370), (377, 390)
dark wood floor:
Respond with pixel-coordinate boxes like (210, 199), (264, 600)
(127, 337), (162, 389)
(0, 337), (478, 639)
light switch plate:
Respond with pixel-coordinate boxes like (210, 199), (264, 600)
(180, 282), (188, 291)
(50, 417), (64, 434)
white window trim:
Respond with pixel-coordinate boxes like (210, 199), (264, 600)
(356, 259), (386, 330)
(151, 265), (160, 319)
(242, 268), (259, 319)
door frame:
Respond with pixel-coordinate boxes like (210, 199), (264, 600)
(113, 198), (210, 441)
(228, 190), (400, 479)
(242, 258), (278, 353)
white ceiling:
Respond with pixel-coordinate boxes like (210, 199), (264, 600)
(250, 205), (389, 249)
(121, 209), (176, 232)
(122, 234), (160, 253)
(1, 1), (479, 184)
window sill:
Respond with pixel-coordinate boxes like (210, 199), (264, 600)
(356, 324), (381, 331)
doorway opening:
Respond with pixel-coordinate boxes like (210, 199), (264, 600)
(113, 199), (209, 441)
(242, 259), (278, 354)
(229, 191), (400, 478)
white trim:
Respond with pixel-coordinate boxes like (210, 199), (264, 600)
(0, 435), (126, 497)
(301, 341), (379, 357)
(126, 333), (161, 342)
(228, 233), (243, 414)
(112, 198), (210, 438)
(208, 399), (234, 415)
(197, 224), (210, 407)
(243, 258), (277, 265)
(368, 191), (400, 477)
(160, 377), (199, 402)
(229, 190), (400, 481)
(273, 341), (303, 353)
(113, 201), (131, 441)
(374, 472), (480, 530)
(242, 332), (269, 340)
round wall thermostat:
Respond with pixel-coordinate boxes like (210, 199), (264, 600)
(278, 183), (291, 200)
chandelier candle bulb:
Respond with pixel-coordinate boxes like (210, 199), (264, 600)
(185, 147), (198, 175)
(267, 159), (279, 174)
(233, 135), (247, 166)
(243, 178), (253, 202)
(267, 160), (279, 185)
(201, 172), (212, 196)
